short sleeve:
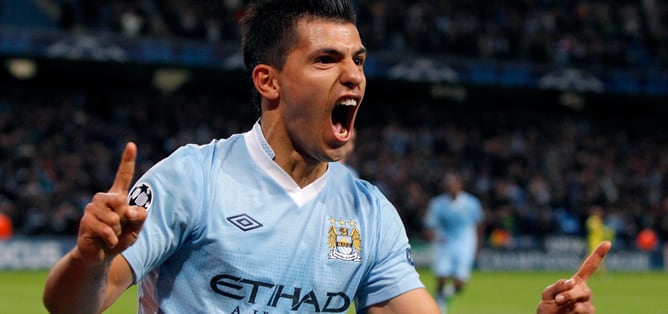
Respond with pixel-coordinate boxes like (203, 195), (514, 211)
(122, 145), (207, 283)
(355, 192), (424, 310)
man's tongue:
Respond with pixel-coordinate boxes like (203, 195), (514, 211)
(333, 122), (349, 140)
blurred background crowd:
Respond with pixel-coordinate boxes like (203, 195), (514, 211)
(47, 0), (668, 70)
(1, 0), (667, 252)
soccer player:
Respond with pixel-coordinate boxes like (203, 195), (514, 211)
(340, 127), (359, 178)
(423, 171), (483, 312)
(43, 1), (610, 313)
(586, 205), (615, 255)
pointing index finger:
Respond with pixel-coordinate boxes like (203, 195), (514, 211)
(109, 142), (137, 193)
(573, 240), (612, 281)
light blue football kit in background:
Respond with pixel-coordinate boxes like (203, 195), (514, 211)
(122, 123), (423, 313)
(424, 191), (483, 280)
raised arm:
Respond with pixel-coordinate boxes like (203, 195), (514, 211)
(43, 142), (148, 314)
(365, 288), (439, 314)
(537, 240), (612, 314)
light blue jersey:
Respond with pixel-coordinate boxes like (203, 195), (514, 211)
(122, 123), (423, 313)
(423, 191), (482, 280)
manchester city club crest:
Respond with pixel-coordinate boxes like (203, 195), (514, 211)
(327, 217), (362, 262)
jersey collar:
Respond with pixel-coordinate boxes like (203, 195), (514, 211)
(244, 121), (327, 207)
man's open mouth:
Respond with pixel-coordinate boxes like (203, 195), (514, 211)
(332, 98), (358, 139)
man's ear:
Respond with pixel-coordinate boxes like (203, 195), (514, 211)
(252, 64), (279, 101)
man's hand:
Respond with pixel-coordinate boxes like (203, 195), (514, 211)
(537, 241), (612, 314)
(74, 142), (148, 265)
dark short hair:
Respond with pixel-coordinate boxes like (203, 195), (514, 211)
(240, 0), (357, 109)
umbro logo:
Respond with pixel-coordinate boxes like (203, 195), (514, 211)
(226, 214), (263, 231)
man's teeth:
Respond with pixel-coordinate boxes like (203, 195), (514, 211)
(337, 99), (357, 106)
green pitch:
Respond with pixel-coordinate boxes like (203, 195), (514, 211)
(2, 269), (666, 313)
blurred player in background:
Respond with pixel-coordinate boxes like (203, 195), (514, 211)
(586, 206), (615, 262)
(340, 127), (359, 178)
(43, 0), (610, 313)
(423, 171), (483, 313)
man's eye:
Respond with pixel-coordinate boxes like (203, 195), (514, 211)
(317, 56), (334, 63)
(355, 57), (365, 66)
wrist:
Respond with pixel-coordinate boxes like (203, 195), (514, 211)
(69, 247), (113, 271)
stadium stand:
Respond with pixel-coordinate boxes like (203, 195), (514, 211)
(1, 0), (667, 252)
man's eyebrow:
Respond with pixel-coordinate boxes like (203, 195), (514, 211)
(315, 47), (367, 56)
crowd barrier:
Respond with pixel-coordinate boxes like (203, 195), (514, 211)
(0, 236), (663, 271)
(410, 236), (664, 272)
